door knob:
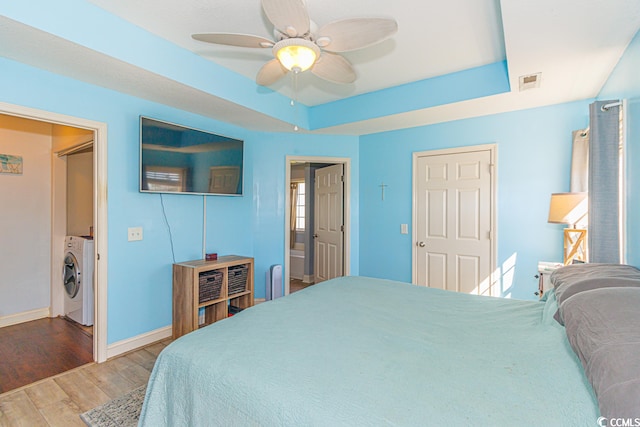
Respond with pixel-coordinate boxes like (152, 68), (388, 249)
(313, 234), (318, 238)
(418, 241), (426, 247)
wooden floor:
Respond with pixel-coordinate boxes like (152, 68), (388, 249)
(0, 318), (93, 395)
(0, 338), (169, 426)
(1, 286), (313, 425)
(290, 278), (314, 293)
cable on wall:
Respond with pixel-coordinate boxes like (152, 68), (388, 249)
(202, 195), (207, 259)
(159, 193), (176, 264)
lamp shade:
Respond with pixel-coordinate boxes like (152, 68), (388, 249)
(273, 38), (320, 72)
(548, 192), (588, 225)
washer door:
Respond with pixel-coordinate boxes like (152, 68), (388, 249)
(63, 252), (80, 298)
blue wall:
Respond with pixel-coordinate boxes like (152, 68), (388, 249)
(359, 101), (592, 300)
(0, 0), (305, 128)
(0, 52), (621, 343)
(598, 28), (640, 267)
(310, 62), (511, 129)
(245, 132), (360, 294)
(2, 1), (633, 344)
(0, 56), (358, 344)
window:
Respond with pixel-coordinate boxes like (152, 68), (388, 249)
(144, 166), (187, 192)
(295, 182), (305, 230)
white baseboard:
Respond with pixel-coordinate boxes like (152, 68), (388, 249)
(303, 274), (314, 283)
(106, 325), (172, 360)
(0, 307), (50, 328)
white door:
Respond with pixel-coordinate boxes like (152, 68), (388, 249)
(414, 148), (493, 295)
(314, 164), (344, 283)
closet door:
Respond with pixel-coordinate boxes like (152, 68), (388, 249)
(414, 149), (493, 295)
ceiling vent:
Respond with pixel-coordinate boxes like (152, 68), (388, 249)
(519, 73), (541, 91)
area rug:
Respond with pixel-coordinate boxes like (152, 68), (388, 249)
(80, 385), (146, 427)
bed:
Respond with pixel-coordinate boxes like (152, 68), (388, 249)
(139, 270), (640, 425)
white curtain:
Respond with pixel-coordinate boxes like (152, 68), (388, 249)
(571, 129), (589, 193)
(588, 100), (621, 263)
(290, 183), (298, 249)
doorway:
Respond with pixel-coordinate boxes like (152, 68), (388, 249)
(0, 101), (108, 366)
(412, 144), (496, 295)
(284, 156), (351, 295)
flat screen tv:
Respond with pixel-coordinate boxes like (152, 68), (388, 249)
(140, 117), (243, 196)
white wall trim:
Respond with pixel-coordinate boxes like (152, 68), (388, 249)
(106, 325), (172, 360)
(94, 119), (108, 363)
(411, 143), (498, 289)
(0, 101), (109, 363)
(0, 308), (50, 328)
(621, 98), (628, 264)
(50, 148), (67, 319)
(284, 156), (351, 295)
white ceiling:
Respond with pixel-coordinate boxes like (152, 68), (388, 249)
(87, 0), (507, 106)
(2, 0), (640, 134)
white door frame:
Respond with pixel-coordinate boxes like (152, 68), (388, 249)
(284, 156), (351, 295)
(0, 101), (108, 363)
(412, 144), (497, 289)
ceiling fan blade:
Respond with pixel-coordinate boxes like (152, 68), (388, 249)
(192, 33), (274, 48)
(261, 0), (310, 37)
(317, 18), (398, 53)
(311, 53), (356, 84)
(256, 59), (288, 86)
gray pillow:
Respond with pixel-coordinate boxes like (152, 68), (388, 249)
(550, 263), (640, 289)
(555, 277), (640, 306)
(550, 263), (640, 325)
(562, 287), (640, 418)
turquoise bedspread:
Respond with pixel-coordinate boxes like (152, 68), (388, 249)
(139, 276), (598, 426)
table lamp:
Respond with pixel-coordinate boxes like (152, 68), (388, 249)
(548, 192), (588, 264)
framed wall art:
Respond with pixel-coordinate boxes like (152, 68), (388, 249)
(0, 154), (23, 174)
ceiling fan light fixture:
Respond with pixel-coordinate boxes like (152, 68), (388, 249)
(273, 38), (320, 72)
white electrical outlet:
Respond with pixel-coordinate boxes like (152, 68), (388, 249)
(128, 227), (143, 241)
(401, 224), (408, 234)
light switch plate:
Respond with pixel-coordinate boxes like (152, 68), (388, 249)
(401, 224), (408, 234)
(128, 227), (143, 241)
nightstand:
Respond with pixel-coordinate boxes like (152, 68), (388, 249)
(536, 261), (563, 298)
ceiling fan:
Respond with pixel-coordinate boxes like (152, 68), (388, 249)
(192, 0), (398, 86)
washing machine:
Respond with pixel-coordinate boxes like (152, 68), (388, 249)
(63, 236), (95, 326)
